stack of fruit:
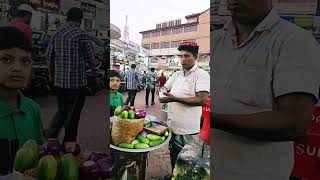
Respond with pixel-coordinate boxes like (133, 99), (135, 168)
(118, 131), (169, 149)
(13, 139), (110, 180)
(114, 105), (146, 119)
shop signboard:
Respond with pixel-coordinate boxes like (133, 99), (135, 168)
(291, 107), (320, 180)
(12, 0), (58, 11)
(95, 2), (108, 30)
(81, 2), (96, 19)
(60, 0), (81, 14)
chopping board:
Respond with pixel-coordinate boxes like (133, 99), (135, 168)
(144, 125), (168, 135)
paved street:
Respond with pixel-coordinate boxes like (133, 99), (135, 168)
(34, 89), (171, 179)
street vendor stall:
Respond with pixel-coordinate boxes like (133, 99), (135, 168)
(109, 106), (172, 180)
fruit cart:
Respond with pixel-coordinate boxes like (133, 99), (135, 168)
(110, 111), (172, 180)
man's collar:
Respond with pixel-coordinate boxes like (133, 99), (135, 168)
(182, 63), (198, 76)
(223, 8), (279, 33)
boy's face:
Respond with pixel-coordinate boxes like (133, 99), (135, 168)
(110, 76), (120, 90)
(0, 47), (32, 89)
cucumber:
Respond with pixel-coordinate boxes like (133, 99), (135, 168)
(131, 140), (140, 145)
(164, 131), (169, 137)
(119, 143), (135, 149)
(138, 135), (150, 144)
(149, 139), (164, 147)
(161, 136), (166, 141)
(147, 134), (161, 141)
(134, 143), (150, 149)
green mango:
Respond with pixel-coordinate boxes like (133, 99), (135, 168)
(161, 136), (166, 141)
(121, 111), (129, 119)
(149, 139), (164, 147)
(164, 131), (169, 137)
(147, 134), (162, 141)
(119, 143), (135, 149)
(131, 140), (140, 145)
(128, 110), (136, 119)
(22, 139), (39, 166)
(134, 143), (150, 149)
(14, 147), (37, 173)
(37, 155), (58, 180)
(138, 135), (150, 144)
(57, 153), (79, 180)
(114, 106), (123, 116)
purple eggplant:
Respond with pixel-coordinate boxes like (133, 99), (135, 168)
(139, 130), (148, 137)
(47, 138), (61, 156)
(140, 111), (147, 118)
(122, 105), (129, 111)
(135, 112), (142, 119)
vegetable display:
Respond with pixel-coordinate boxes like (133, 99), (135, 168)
(12, 139), (110, 179)
(112, 105), (170, 150)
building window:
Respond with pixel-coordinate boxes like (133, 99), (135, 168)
(184, 25), (197, 33)
(142, 44), (151, 49)
(161, 42), (170, 49)
(171, 40), (182, 48)
(151, 31), (160, 37)
(142, 33), (150, 38)
(161, 29), (171, 36)
(172, 27), (183, 34)
(151, 43), (160, 49)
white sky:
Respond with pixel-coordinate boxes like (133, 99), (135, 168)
(110, 0), (210, 45)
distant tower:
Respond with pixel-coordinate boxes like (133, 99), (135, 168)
(123, 15), (129, 44)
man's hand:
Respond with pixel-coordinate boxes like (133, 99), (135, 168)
(159, 92), (176, 103)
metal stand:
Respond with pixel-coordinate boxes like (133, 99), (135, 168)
(111, 149), (149, 180)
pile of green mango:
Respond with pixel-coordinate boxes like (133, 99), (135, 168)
(114, 105), (147, 119)
(118, 131), (169, 149)
(13, 139), (79, 180)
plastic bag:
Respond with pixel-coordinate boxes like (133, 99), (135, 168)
(111, 116), (144, 145)
(199, 96), (210, 145)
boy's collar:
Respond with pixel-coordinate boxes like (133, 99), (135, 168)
(0, 91), (27, 117)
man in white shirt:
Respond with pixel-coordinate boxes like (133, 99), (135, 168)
(160, 41), (210, 176)
(212, 0), (320, 179)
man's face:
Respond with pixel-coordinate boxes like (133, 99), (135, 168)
(24, 14), (32, 25)
(179, 50), (196, 70)
(110, 76), (120, 90)
(227, 0), (271, 24)
(0, 47), (32, 89)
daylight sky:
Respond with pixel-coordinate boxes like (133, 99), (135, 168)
(110, 0), (210, 45)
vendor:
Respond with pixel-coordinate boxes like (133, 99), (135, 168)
(159, 41), (210, 177)
(109, 70), (123, 116)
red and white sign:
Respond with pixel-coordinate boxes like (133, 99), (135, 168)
(291, 107), (320, 179)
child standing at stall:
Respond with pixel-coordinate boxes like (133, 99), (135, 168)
(0, 27), (45, 174)
(109, 70), (123, 116)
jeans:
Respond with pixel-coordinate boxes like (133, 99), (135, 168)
(145, 88), (155, 106)
(124, 89), (137, 106)
(46, 87), (86, 143)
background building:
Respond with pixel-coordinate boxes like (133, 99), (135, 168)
(140, 8), (210, 71)
(212, 0), (320, 32)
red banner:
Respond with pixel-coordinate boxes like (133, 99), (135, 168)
(200, 96), (210, 145)
(291, 107), (320, 179)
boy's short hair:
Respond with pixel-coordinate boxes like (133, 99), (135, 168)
(0, 27), (32, 52)
(178, 41), (199, 57)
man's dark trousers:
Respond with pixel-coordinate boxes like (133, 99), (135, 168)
(125, 89), (137, 106)
(47, 87), (86, 143)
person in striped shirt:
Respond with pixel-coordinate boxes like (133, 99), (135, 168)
(124, 64), (140, 106)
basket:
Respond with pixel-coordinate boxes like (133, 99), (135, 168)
(111, 116), (144, 146)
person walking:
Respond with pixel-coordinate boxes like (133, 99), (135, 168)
(145, 68), (157, 108)
(45, 7), (98, 153)
(124, 64), (139, 106)
(5, 4), (34, 42)
(158, 72), (167, 88)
